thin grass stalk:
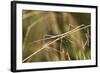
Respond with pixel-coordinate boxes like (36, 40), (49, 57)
(29, 24), (84, 45)
(23, 25), (90, 62)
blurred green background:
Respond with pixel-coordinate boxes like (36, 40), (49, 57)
(22, 10), (91, 63)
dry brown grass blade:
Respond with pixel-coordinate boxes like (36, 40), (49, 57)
(29, 24), (84, 45)
(23, 38), (59, 62)
(23, 25), (90, 62)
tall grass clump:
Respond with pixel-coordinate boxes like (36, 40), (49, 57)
(22, 10), (91, 63)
